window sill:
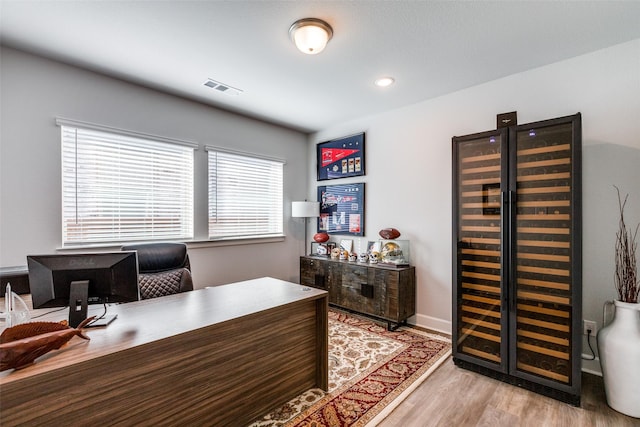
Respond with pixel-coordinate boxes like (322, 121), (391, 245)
(57, 235), (286, 252)
(185, 236), (286, 249)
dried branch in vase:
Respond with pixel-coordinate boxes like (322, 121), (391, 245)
(614, 186), (639, 303)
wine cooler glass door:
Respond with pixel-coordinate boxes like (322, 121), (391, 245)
(511, 120), (576, 388)
(454, 129), (509, 371)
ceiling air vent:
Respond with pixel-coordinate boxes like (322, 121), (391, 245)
(203, 79), (243, 96)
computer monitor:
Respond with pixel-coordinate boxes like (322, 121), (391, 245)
(27, 251), (140, 327)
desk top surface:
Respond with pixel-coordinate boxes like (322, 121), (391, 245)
(1, 277), (327, 383)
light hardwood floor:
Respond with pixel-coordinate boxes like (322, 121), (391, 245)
(378, 357), (640, 427)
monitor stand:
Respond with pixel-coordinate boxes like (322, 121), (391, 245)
(68, 280), (118, 328)
(68, 280), (89, 328)
(86, 314), (118, 328)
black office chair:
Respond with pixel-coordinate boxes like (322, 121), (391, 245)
(121, 242), (193, 299)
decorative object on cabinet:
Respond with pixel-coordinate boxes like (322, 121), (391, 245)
(313, 232), (330, 243)
(340, 239), (353, 253)
(597, 187), (640, 418)
(317, 132), (365, 180)
(292, 201), (320, 255)
(311, 241), (336, 257)
(452, 113), (582, 406)
(318, 183), (364, 236)
(379, 228), (401, 239)
(378, 239), (410, 267)
(299, 256), (415, 330)
(367, 241), (381, 254)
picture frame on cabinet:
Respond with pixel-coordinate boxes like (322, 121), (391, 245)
(311, 242), (336, 257)
(340, 239), (353, 253)
(316, 132), (365, 180)
(366, 241), (381, 254)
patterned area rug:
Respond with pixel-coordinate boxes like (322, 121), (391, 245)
(250, 310), (451, 427)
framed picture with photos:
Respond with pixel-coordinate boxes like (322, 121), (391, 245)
(317, 183), (364, 236)
(316, 132), (365, 180)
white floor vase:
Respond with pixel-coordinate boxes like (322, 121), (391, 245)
(597, 300), (640, 418)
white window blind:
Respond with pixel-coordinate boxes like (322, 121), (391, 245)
(208, 149), (284, 239)
(61, 124), (195, 245)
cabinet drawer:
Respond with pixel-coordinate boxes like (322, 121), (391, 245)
(300, 258), (327, 290)
(338, 265), (383, 317)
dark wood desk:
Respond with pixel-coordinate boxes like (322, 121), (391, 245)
(0, 277), (328, 426)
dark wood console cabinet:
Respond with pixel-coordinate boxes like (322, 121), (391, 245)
(300, 256), (415, 329)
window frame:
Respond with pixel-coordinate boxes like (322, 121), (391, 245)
(57, 118), (197, 247)
(206, 145), (285, 241)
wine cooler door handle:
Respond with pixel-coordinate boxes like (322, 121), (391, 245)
(508, 190), (517, 311)
(501, 191), (509, 309)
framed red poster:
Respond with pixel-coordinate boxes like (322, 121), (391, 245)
(316, 132), (365, 181)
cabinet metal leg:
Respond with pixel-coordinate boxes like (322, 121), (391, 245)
(387, 319), (407, 331)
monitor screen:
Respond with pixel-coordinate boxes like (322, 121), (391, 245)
(27, 252), (140, 311)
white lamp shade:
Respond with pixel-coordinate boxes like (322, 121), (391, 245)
(292, 201), (319, 218)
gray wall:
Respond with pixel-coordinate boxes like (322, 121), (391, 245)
(309, 39), (640, 374)
(2, 39), (639, 374)
(0, 46), (309, 286)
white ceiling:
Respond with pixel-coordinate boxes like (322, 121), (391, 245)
(1, 1), (640, 133)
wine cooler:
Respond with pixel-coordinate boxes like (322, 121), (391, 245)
(452, 113), (582, 405)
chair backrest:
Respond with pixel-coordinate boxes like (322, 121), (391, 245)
(121, 242), (193, 299)
(121, 242), (191, 273)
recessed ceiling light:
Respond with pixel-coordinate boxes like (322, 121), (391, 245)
(374, 77), (395, 87)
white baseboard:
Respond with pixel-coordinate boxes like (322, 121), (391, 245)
(413, 313), (452, 335)
(410, 315), (602, 377)
(582, 355), (602, 376)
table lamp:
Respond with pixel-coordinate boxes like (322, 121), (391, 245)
(292, 201), (320, 255)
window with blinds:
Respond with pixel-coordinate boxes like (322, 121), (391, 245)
(208, 149), (284, 239)
(60, 123), (195, 245)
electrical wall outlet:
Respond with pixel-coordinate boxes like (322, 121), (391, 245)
(583, 320), (597, 336)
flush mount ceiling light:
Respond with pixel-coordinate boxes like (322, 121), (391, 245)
(374, 77), (395, 87)
(289, 18), (333, 55)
